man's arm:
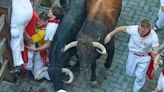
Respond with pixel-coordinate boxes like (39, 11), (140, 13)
(24, 31), (33, 45)
(104, 26), (127, 44)
(152, 46), (161, 70)
(26, 40), (51, 51)
(161, 6), (164, 12)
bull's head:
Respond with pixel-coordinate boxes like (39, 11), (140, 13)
(63, 36), (106, 72)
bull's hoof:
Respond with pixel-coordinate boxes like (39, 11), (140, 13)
(90, 81), (99, 87)
(39, 88), (52, 92)
(104, 62), (111, 69)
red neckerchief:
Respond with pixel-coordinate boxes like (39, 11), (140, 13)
(48, 19), (60, 23)
(37, 24), (47, 29)
(138, 27), (151, 37)
(162, 68), (164, 76)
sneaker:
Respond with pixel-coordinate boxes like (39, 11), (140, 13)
(57, 89), (67, 92)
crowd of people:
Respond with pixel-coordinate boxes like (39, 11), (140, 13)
(9, 0), (164, 92)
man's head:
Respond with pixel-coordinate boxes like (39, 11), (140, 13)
(37, 12), (48, 27)
(30, 0), (34, 7)
(138, 19), (151, 37)
(48, 5), (64, 20)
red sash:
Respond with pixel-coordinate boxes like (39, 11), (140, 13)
(146, 53), (154, 80)
(22, 9), (39, 65)
(22, 9), (39, 76)
(48, 19), (60, 23)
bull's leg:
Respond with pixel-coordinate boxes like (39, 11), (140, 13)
(90, 60), (98, 86)
(48, 66), (63, 91)
(104, 38), (115, 68)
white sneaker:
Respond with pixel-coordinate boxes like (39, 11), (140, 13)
(57, 89), (67, 92)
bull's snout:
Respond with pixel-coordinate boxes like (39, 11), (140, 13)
(79, 58), (91, 73)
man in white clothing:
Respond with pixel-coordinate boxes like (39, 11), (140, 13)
(10, 0), (33, 72)
(104, 19), (160, 92)
(153, 0), (164, 31)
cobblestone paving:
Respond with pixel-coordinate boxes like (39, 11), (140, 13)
(0, 0), (164, 92)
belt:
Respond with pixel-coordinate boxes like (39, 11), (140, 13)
(133, 53), (145, 56)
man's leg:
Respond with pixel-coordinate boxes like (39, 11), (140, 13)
(10, 27), (24, 67)
(157, 73), (164, 92)
(126, 52), (138, 77)
(156, 16), (164, 30)
(133, 56), (150, 92)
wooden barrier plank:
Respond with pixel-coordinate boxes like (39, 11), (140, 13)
(0, 59), (8, 80)
(0, 14), (5, 33)
(0, 38), (6, 57)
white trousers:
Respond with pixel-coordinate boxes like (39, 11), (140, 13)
(157, 73), (164, 92)
(25, 51), (50, 80)
(156, 13), (164, 29)
(10, 0), (33, 66)
(126, 52), (150, 92)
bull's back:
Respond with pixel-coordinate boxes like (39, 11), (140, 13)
(87, 0), (122, 28)
(49, 0), (86, 62)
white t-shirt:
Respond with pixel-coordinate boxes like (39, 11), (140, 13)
(126, 25), (159, 54)
(44, 22), (58, 41)
(158, 0), (164, 17)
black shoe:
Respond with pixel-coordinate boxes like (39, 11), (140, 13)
(10, 66), (21, 74)
(104, 62), (111, 69)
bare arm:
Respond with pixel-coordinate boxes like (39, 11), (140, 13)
(161, 6), (164, 12)
(151, 46), (161, 70)
(104, 26), (127, 44)
(26, 40), (51, 51)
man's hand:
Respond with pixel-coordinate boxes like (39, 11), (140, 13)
(104, 33), (112, 44)
(26, 46), (36, 51)
(153, 54), (161, 71)
(24, 31), (33, 45)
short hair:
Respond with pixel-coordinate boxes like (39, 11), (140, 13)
(30, 0), (34, 3)
(51, 5), (65, 20)
(140, 19), (151, 29)
(39, 12), (48, 21)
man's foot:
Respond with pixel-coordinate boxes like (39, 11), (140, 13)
(39, 88), (67, 92)
(10, 66), (21, 74)
(57, 89), (67, 92)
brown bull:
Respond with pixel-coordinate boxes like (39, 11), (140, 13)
(63, 0), (122, 86)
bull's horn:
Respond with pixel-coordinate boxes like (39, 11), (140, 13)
(62, 68), (74, 84)
(35, 67), (74, 84)
(92, 42), (106, 54)
(63, 41), (77, 52)
(35, 67), (48, 80)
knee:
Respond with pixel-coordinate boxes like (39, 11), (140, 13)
(11, 28), (21, 38)
(135, 75), (146, 85)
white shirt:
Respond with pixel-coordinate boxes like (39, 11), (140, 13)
(126, 25), (159, 54)
(44, 22), (58, 41)
(158, 0), (164, 17)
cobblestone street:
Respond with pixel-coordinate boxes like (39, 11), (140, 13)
(0, 0), (164, 92)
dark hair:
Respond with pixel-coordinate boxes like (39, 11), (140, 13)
(51, 5), (65, 20)
(140, 19), (151, 29)
(30, 0), (34, 3)
(39, 12), (48, 21)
